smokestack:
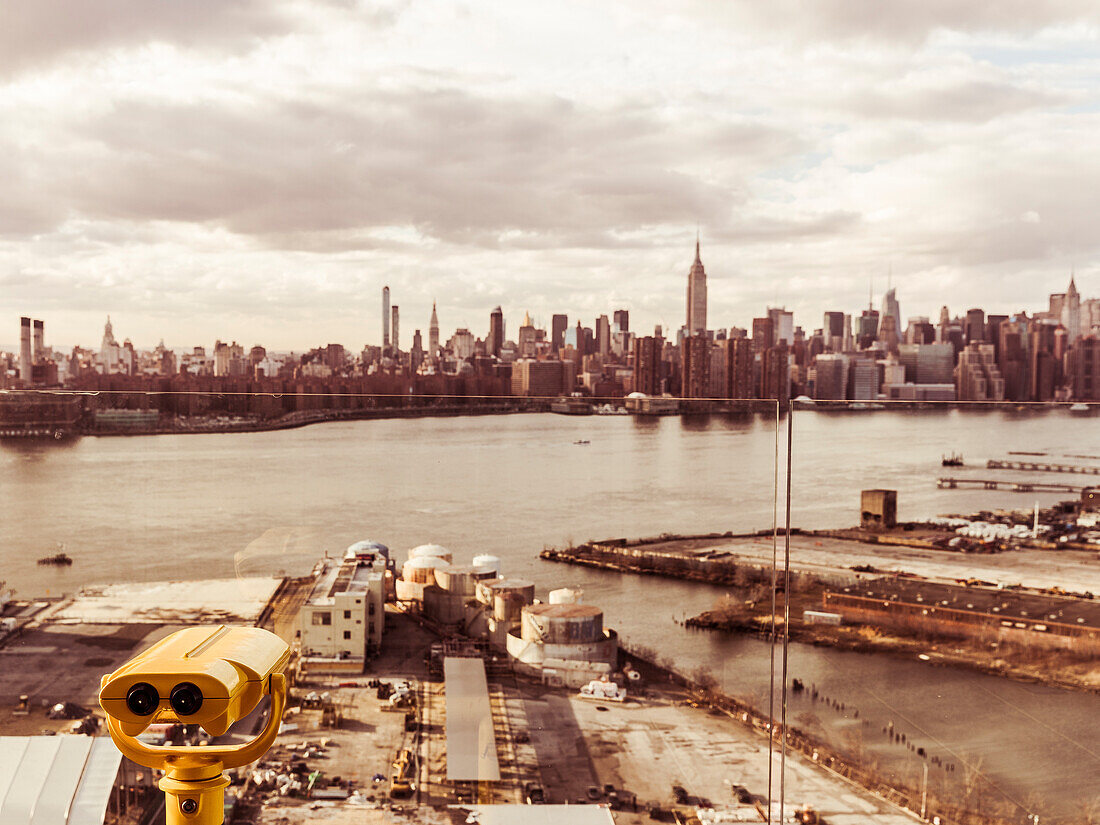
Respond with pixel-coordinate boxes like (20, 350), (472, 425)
(33, 319), (44, 362)
(391, 306), (400, 353)
(19, 317), (32, 386)
(382, 286), (391, 349)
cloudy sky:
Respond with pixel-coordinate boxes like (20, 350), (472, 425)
(2, 1), (1099, 350)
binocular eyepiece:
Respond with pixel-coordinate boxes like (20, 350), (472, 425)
(126, 681), (204, 717)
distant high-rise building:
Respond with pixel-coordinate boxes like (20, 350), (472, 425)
(1066, 335), (1100, 400)
(551, 314), (568, 351)
(681, 335), (710, 398)
(391, 306), (400, 353)
(955, 342), (1005, 401)
(518, 312), (537, 358)
(752, 317), (774, 354)
(596, 315), (611, 357)
(32, 320), (44, 363)
(411, 329), (424, 372)
(613, 309), (630, 334)
(633, 335), (663, 395)
(724, 337), (754, 399)
(489, 306), (504, 357)
(858, 310), (879, 346)
(813, 354), (849, 400)
(686, 238), (707, 335)
(879, 288), (901, 338)
(100, 316), (120, 374)
(382, 286), (391, 350)
(965, 309), (985, 344)
(19, 317), (32, 385)
(429, 302), (440, 359)
(1062, 275), (1081, 344)
(761, 343), (790, 407)
(824, 312), (845, 339)
(768, 308), (794, 345)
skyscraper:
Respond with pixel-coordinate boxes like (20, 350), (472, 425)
(551, 314), (568, 351)
(596, 315), (611, 357)
(1062, 275), (1081, 344)
(32, 320), (44, 363)
(613, 309), (630, 334)
(429, 301), (440, 359)
(686, 237), (707, 335)
(879, 288), (901, 340)
(19, 317), (32, 385)
(391, 306), (400, 353)
(489, 306), (504, 358)
(382, 286), (391, 350)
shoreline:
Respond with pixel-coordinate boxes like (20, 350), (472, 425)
(541, 540), (1100, 695)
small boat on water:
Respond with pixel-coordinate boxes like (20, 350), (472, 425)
(1069, 403), (1091, 415)
(38, 551), (73, 566)
(573, 439), (590, 446)
(942, 453), (964, 467)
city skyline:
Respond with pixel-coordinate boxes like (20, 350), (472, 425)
(3, 262), (1090, 353)
(3, 3), (1100, 347)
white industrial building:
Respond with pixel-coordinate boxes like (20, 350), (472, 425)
(299, 543), (387, 673)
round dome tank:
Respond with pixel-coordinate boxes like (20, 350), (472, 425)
(521, 603), (603, 644)
(548, 587), (583, 605)
(402, 556), (450, 584)
(408, 544), (453, 564)
(471, 554), (501, 579)
(434, 565), (478, 597)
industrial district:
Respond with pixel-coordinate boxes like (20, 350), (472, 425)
(3, 470), (1100, 825)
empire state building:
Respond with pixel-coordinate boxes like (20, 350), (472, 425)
(686, 237), (707, 334)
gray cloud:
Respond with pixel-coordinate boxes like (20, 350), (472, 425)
(843, 80), (1065, 122)
(0, 1), (292, 77)
(21, 88), (803, 251)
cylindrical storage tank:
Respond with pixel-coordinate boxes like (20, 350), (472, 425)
(471, 554), (501, 579)
(408, 544), (453, 564)
(434, 565), (477, 598)
(401, 556), (450, 584)
(494, 592), (529, 623)
(346, 539), (390, 560)
(548, 587), (583, 605)
(521, 604), (603, 644)
(485, 579), (535, 620)
(475, 577), (503, 605)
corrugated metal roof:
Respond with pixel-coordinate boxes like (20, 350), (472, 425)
(443, 657), (501, 782)
(0, 736), (121, 825)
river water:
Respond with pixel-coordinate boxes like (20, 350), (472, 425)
(3, 406), (1099, 821)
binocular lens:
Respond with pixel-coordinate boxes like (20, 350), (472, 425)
(170, 682), (203, 716)
(126, 683), (159, 716)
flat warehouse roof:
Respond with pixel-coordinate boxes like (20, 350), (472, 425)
(443, 657), (501, 782)
(0, 736), (122, 825)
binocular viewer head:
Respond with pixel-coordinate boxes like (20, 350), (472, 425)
(100, 625), (290, 737)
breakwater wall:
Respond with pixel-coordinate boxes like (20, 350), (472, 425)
(540, 533), (856, 589)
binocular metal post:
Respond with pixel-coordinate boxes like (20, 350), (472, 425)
(104, 673), (287, 825)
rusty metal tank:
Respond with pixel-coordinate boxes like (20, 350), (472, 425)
(520, 603), (603, 644)
(434, 564), (478, 597)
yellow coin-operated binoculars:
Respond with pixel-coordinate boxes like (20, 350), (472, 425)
(99, 626), (290, 825)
